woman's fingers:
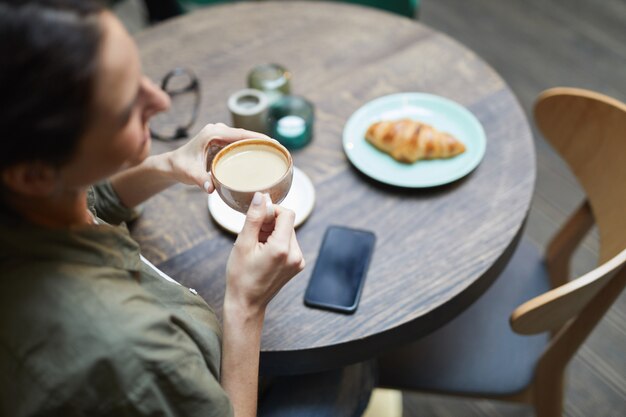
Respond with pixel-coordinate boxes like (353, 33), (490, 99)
(169, 123), (275, 192)
(197, 124), (273, 192)
(202, 173), (215, 193)
(270, 206), (296, 246)
(225, 201), (304, 311)
(236, 192), (269, 249)
(259, 205), (305, 272)
(201, 123), (270, 142)
(259, 206), (276, 243)
(268, 206), (303, 272)
(288, 229), (305, 271)
(188, 163), (214, 193)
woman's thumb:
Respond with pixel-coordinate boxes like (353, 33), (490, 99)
(237, 192), (268, 246)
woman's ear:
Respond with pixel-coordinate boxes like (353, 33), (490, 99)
(1, 162), (58, 197)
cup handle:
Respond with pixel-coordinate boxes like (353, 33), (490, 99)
(205, 138), (231, 172)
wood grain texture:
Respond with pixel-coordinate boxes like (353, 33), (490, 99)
(130, 1), (535, 374)
(545, 200), (594, 289)
(511, 247), (626, 335)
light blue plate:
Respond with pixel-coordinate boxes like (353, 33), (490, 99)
(343, 93), (486, 188)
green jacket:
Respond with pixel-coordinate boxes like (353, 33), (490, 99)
(0, 182), (233, 417)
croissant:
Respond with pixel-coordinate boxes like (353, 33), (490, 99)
(365, 119), (466, 163)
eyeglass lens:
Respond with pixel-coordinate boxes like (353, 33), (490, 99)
(150, 69), (200, 140)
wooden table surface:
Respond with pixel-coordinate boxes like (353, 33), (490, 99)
(131, 1), (536, 375)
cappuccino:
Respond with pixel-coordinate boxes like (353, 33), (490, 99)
(214, 144), (288, 191)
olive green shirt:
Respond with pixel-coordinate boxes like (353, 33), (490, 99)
(0, 182), (233, 417)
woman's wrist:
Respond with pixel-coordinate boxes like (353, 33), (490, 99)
(147, 152), (176, 180)
(109, 152), (178, 208)
(223, 292), (266, 327)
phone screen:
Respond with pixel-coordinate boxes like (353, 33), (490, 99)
(304, 226), (376, 314)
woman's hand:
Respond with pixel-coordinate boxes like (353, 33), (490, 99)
(221, 192), (304, 417)
(110, 123), (268, 208)
(224, 192), (305, 316)
(165, 123), (270, 193)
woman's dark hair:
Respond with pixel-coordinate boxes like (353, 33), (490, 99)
(0, 0), (105, 171)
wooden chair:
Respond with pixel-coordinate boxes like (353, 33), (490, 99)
(370, 88), (626, 417)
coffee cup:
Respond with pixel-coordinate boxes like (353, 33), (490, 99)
(209, 138), (293, 213)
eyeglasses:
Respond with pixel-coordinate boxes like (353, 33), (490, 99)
(150, 68), (201, 141)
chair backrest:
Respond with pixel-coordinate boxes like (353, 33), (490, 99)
(534, 88), (626, 263)
(509, 88), (626, 370)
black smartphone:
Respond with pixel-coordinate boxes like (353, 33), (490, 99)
(304, 226), (376, 314)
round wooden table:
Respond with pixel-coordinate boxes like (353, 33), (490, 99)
(132, 1), (535, 375)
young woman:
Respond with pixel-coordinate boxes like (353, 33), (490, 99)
(0, 1), (374, 416)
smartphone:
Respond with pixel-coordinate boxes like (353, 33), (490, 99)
(303, 226), (376, 314)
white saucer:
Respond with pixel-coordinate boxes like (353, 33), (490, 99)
(208, 166), (316, 234)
